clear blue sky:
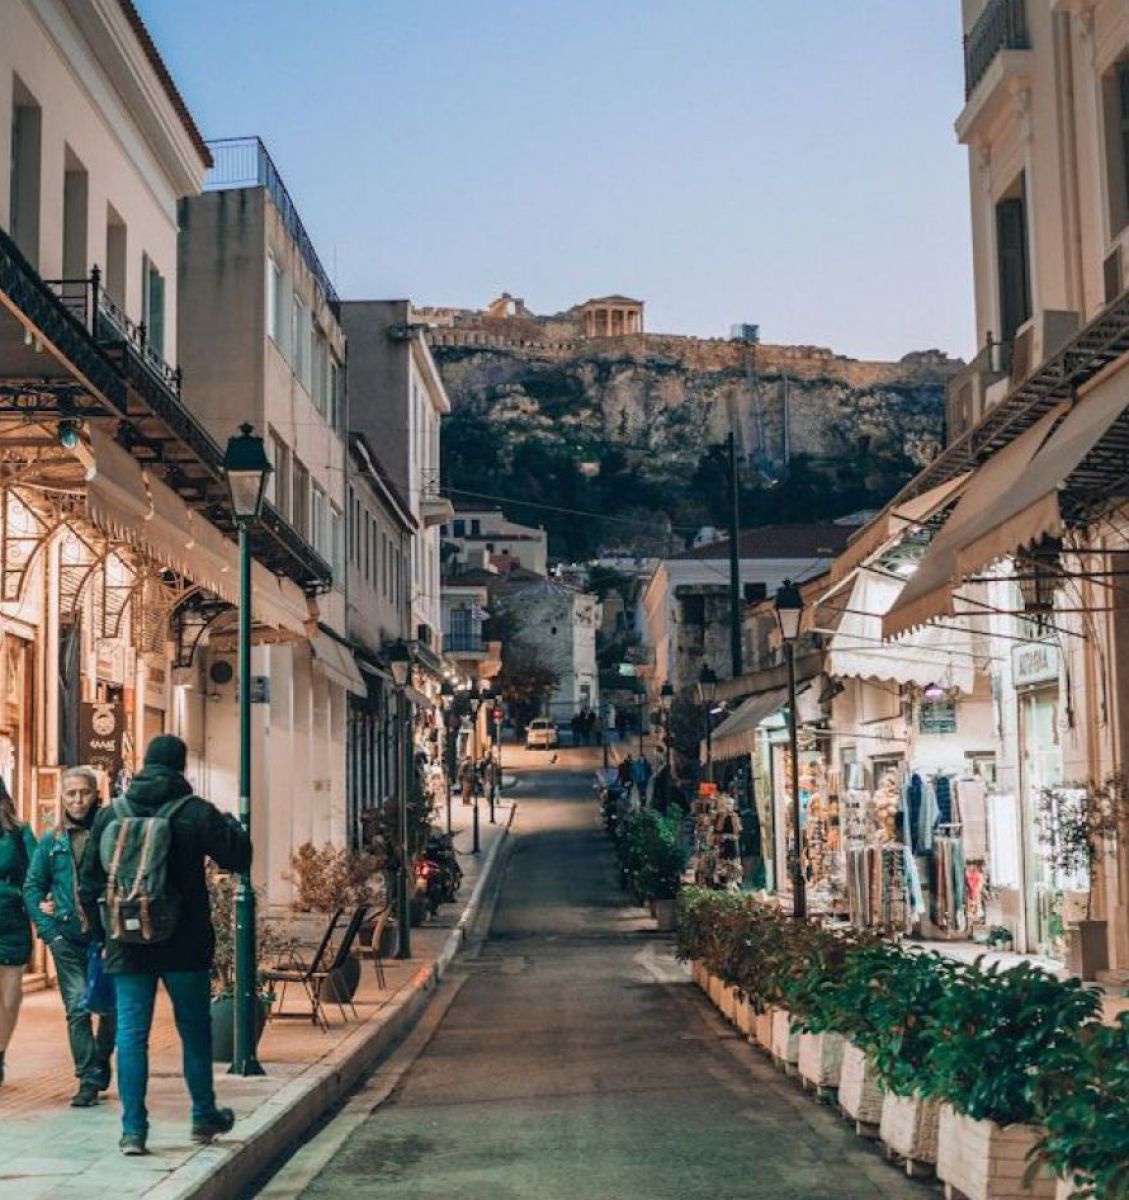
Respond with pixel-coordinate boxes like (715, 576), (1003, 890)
(139, 0), (974, 362)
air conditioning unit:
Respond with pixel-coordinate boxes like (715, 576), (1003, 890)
(1010, 310), (1080, 385)
(1104, 244), (1124, 306)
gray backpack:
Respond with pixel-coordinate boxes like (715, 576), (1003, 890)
(99, 794), (192, 944)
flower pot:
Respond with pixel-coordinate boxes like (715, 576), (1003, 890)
(880, 1090), (940, 1166)
(936, 1105), (1055, 1200)
(210, 993), (269, 1063)
(798, 1030), (845, 1090)
(754, 1007), (775, 1050)
(770, 1009), (799, 1069)
(654, 898), (677, 932)
(733, 991), (753, 1036)
(838, 1041), (884, 1127)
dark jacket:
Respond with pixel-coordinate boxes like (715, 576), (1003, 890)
(24, 823), (98, 947)
(80, 765), (251, 975)
(0, 824), (37, 967)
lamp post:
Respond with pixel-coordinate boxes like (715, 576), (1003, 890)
(774, 579), (806, 920)
(697, 665), (718, 784)
(440, 678), (455, 834)
(484, 681), (499, 825)
(469, 693), (482, 854)
(223, 423), (272, 1078)
(660, 681), (674, 776)
(388, 640), (412, 958)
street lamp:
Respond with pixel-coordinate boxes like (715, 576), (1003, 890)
(774, 578), (806, 920)
(697, 665), (718, 783)
(440, 677), (455, 834)
(223, 423), (272, 1078)
(468, 691), (482, 854)
(660, 681), (674, 776)
(388, 639), (412, 958)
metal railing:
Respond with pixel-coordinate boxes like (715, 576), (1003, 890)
(964, 0), (1029, 99)
(444, 633), (486, 654)
(204, 136), (340, 316)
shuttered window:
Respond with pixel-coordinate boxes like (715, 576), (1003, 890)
(996, 185), (1031, 344)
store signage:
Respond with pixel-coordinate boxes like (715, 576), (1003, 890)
(1012, 641), (1059, 689)
(919, 699), (957, 736)
(79, 701), (124, 774)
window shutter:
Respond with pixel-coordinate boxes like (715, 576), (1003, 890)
(996, 189), (1031, 343)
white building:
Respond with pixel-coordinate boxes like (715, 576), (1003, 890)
(440, 505), (549, 576)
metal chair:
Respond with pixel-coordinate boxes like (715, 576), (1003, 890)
(365, 904), (392, 990)
(262, 907), (343, 1031)
(317, 904), (370, 1022)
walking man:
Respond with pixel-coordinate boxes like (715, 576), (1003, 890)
(24, 767), (114, 1106)
(81, 735), (251, 1156)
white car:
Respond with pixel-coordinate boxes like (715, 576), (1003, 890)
(525, 718), (559, 750)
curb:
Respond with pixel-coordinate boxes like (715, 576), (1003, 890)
(150, 808), (517, 1200)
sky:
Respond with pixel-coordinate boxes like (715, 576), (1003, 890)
(138, 1), (975, 362)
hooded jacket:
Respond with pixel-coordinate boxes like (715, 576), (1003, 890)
(80, 764), (251, 975)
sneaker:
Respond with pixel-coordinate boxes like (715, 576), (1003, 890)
(190, 1107), (235, 1144)
(119, 1134), (148, 1157)
(96, 1068), (112, 1093)
(70, 1083), (100, 1108)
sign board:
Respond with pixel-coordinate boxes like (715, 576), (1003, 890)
(919, 698), (958, 736)
(1012, 641), (1059, 690)
(79, 701), (124, 775)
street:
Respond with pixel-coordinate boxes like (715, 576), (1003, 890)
(252, 747), (930, 1200)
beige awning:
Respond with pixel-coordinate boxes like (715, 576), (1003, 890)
(710, 686), (789, 761)
(828, 570), (975, 692)
(310, 633), (366, 696)
(954, 373), (1129, 578)
(883, 407), (1066, 639)
(829, 474), (970, 587)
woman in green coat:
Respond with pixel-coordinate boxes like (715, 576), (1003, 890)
(0, 778), (36, 1086)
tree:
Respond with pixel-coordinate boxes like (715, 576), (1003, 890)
(497, 639), (560, 734)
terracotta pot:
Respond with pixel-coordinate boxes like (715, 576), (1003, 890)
(798, 1031), (845, 1089)
(838, 1041), (884, 1126)
(754, 1007), (775, 1050)
(936, 1104), (1055, 1200)
(770, 1009), (799, 1067)
(880, 1090), (940, 1165)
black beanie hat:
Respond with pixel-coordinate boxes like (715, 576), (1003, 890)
(144, 734), (187, 772)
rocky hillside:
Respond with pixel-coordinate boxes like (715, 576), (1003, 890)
(431, 331), (958, 561)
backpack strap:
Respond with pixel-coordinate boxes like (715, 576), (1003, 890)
(113, 795), (134, 820)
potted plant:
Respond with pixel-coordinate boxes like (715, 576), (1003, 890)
(622, 809), (687, 930)
(924, 960), (1101, 1200)
(1028, 1014), (1129, 1200)
(985, 925), (1015, 953)
(208, 867), (282, 1062)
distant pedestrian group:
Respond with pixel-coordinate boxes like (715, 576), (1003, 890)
(570, 707), (598, 746)
(0, 734), (251, 1157)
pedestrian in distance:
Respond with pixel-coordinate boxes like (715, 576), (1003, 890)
(458, 757), (475, 806)
(584, 709), (597, 746)
(80, 734), (251, 1157)
(24, 766), (115, 1107)
(0, 776), (36, 1088)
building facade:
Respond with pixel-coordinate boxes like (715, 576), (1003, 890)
(440, 505), (548, 576)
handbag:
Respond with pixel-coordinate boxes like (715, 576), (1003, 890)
(83, 942), (115, 1015)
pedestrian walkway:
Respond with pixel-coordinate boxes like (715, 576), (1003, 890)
(0, 801), (512, 1200)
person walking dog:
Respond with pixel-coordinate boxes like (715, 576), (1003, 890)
(24, 766), (115, 1106)
(81, 734), (251, 1156)
(0, 776), (36, 1087)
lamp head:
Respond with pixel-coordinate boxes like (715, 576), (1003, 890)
(387, 639), (412, 689)
(774, 578), (804, 644)
(697, 664), (718, 705)
(224, 423), (272, 524)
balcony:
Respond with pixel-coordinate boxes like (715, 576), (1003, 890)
(204, 137), (340, 318)
(964, 0), (1029, 99)
(945, 340), (1011, 444)
(444, 632), (487, 656)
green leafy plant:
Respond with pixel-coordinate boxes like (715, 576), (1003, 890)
(207, 866), (284, 1000)
(920, 959), (1101, 1126)
(1029, 1014), (1129, 1200)
(622, 809), (687, 903)
(986, 925), (1014, 948)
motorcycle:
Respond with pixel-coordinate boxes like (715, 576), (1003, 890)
(413, 830), (463, 916)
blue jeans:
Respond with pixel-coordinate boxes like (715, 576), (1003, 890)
(114, 970), (216, 1137)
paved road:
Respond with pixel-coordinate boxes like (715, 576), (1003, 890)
(263, 748), (929, 1200)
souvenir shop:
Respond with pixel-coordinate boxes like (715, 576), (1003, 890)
(688, 782), (744, 890)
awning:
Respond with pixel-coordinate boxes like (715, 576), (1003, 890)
(883, 408), (1066, 639)
(829, 474), (970, 587)
(827, 570), (975, 693)
(954, 372), (1129, 578)
(710, 686), (789, 761)
(310, 633), (366, 696)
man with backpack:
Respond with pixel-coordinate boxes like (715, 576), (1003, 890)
(24, 766), (115, 1107)
(81, 734), (251, 1157)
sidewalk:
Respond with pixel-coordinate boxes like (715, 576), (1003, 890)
(0, 800), (515, 1200)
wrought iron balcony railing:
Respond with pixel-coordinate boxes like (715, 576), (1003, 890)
(964, 0), (1029, 99)
(444, 632), (486, 654)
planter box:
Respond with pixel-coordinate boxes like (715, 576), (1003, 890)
(691, 960), (707, 989)
(770, 1008), (799, 1068)
(707, 972), (723, 1009)
(733, 991), (753, 1036)
(753, 1007), (775, 1050)
(721, 984), (739, 1024)
(839, 1041), (884, 1127)
(880, 1090), (940, 1166)
(798, 1030), (845, 1090)
(936, 1105), (1055, 1200)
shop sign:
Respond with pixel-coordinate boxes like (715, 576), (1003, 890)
(919, 698), (957, 735)
(95, 639), (125, 684)
(79, 701), (124, 774)
(1012, 641), (1059, 689)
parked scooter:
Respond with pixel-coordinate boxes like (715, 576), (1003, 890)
(413, 829), (463, 916)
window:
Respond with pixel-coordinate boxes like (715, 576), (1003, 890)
(743, 582), (767, 604)
(292, 295), (309, 388)
(292, 459), (310, 538)
(142, 254), (166, 357)
(382, 532), (388, 597)
(267, 256), (284, 347)
(62, 146), (88, 284)
(266, 430), (290, 518)
(995, 177), (1031, 344)
(311, 484), (328, 558)
(471, 519), (481, 536)
(452, 520), (465, 537)
(363, 509), (371, 580)
(329, 356), (344, 431)
(312, 326), (329, 414)
(10, 78), (42, 266)
(105, 204), (127, 309)
(329, 504), (344, 583)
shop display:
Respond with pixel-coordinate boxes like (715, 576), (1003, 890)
(690, 787), (743, 890)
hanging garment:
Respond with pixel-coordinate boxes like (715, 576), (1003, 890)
(917, 777), (938, 854)
(934, 774), (954, 826)
(956, 778), (989, 861)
